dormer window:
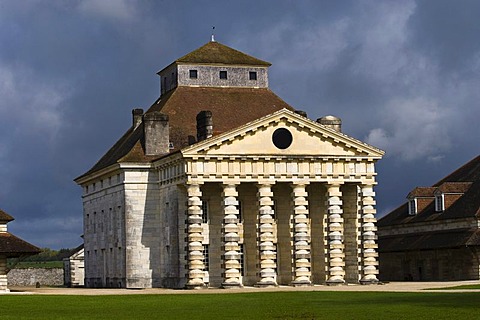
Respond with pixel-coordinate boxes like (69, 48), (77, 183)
(189, 70), (198, 79)
(435, 193), (444, 212)
(219, 71), (227, 79)
(249, 71), (257, 80)
(408, 198), (417, 215)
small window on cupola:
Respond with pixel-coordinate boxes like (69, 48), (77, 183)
(249, 71), (257, 80)
(219, 71), (227, 79)
(189, 70), (198, 79)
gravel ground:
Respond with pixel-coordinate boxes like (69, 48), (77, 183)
(5, 280), (480, 295)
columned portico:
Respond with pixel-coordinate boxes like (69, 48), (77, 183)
(256, 182), (277, 287)
(325, 183), (346, 285)
(359, 184), (379, 284)
(291, 182), (312, 286)
(186, 183), (206, 289)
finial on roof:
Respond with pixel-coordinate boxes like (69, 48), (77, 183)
(211, 26), (216, 42)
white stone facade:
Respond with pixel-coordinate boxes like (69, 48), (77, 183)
(77, 110), (383, 288)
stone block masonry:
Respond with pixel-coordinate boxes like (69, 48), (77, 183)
(8, 268), (64, 286)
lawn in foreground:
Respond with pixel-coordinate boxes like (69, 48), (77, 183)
(1, 291), (479, 320)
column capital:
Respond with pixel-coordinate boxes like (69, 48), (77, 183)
(256, 180), (276, 187)
(222, 181), (240, 187)
(186, 180), (204, 186)
(326, 180), (344, 187)
(290, 180), (310, 187)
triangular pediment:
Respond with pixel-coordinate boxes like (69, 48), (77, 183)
(181, 109), (384, 158)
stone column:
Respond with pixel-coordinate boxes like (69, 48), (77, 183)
(222, 183), (242, 288)
(256, 183), (277, 287)
(0, 256), (8, 292)
(359, 184), (379, 284)
(186, 183), (206, 289)
(291, 182), (312, 286)
(326, 183), (345, 285)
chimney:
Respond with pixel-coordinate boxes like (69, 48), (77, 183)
(294, 110), (307, 118)
(143, 111), (170, 156)
(196, 110), (213, 142)
(132, 108), (144, 129)
(317, 115), (342, 132)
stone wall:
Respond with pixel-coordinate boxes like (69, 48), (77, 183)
(379, 248), (480, 281)
(8, 268), (64, 286)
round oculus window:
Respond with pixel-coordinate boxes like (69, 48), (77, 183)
(272, 128), (293, 149)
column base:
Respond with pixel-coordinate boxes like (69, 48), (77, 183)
(254, 281), (277, 288)
(222, 282), (243, 289)
(360, 278), (380, 285)
(326, 279), (346, 286)
(291, 280), (312, 287)
(0, 289), (10, 293)
(185, 283), (207, 290)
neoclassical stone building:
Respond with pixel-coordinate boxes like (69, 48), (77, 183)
(75, 40), (384, 289)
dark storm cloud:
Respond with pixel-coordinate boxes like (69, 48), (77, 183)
(0, 0), (479, 248)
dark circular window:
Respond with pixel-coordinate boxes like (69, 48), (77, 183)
(272, 128), (293, 149)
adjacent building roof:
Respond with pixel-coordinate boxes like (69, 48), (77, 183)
(378, 228), (480, 253)
(378, 155), (480, 227)
(80, 86), (294, 178)
(0, 233), (40, 258)
(173, 41), (271, 67)
(0, 209), (14, 222)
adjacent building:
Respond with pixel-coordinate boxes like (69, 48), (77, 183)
(63, 244), (85, 287)
(378, 155), (480, 281)
(75, 40), (384, 289)
(0, 209), (40, 292)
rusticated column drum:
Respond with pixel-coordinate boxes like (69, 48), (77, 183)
(186, 183), (206, 289)
(326, 183), (345, 285)
(222, 183), (243, 288)
(360, 184), (379, 284)
(291, 183), (312, 286)
(256, 183), (277, 287)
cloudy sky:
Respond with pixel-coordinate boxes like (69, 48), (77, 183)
(1, 0), (479, 249)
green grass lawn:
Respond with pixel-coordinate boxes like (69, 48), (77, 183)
(426, 284), (480, 290)
(1, 291), (479, 320)
(8, 261), (63, 269)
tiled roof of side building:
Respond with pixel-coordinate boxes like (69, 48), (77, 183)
(172, 41), (272, 67)
(78, 86), (294, 179)
(408, 187), (436, 197)
(0, 209), (14, 222)
(378, 228), (480, 252)
(378, 154), (480, 227)
(0, 232), (41, 257)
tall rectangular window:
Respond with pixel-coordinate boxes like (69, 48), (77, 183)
(189, 70), (198, 79)
(203, 245), (209, 271)
(249, 71), (257, 80)
(219, 70), (227, 79)
(238, 201), (243, 222)
(239, 244), (244, 276)
(202, 200), (209, 223)
(408, 199), (417, 215)
(435, 194), (444, 212)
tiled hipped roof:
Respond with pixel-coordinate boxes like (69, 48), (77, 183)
(0, 209), (14, 222)
(0, 233), (41, 257)
(174, 41), (271, 66)
(82, 86), (294, 177)
(378, 155), (480, 227)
